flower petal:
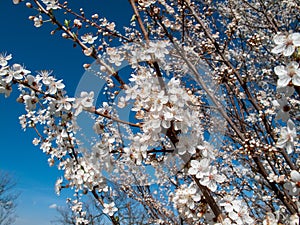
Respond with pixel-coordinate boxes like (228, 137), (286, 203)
(283, 45), (295, 56)
(291, 33), (300, 46)
(273, 34), (287, 45)
(271, 44), (285, 54)
(292, 76), (300, 86)
(277, 76), (291, 88)
(274, 65), (287, 76)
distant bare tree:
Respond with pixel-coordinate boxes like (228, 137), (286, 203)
(51, 189), (150, 225)
(0, 171), (18, 225)
(51, 198), (103, 225)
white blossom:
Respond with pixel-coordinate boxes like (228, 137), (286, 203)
(200, 166), (226, 192)
(188, 158), (210, 179)
(73, 91), (94, 116)
(272, 32), (300, 56)
(81, 34), (97, 44)
(284, 170), (300, 196)
(276, 119), (297, 154)
(0, 53), (12, 67)
(33, 15), (43, 28)
(274, 61), (300, 88)
(103, 202), (118, 216)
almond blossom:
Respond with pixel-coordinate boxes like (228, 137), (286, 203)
(272, 96), (290, 122)
(147, 41), (170, 60)
(2, 0), (300, 224)
(41, 0), (60, 10)
(228, 200), (254, 225)
(33, 15), (43, 28)
(276, 119), (297, 154)
(103, 202), (118, 216)
(47, 79), (65, 95)
(284, 170), (300, 196)
(81, 34), (97, 45)
(274, 61), (300, 88)
(200, 166), (226, 192)
(188, 158), (210, 179)
(0, 53), (12, 67)
(271, 32), (300, 56)
(171, 183), (201, 219)
(73, 91), (94, 116)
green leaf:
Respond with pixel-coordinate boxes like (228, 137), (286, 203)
(64, 19), (70, 28)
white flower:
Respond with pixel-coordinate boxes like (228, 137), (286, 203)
(276, 119), (297, 154)
(274, 61), (300, 88)
(128, 48), (151, 68)
(12, 0), (22, 4)
(81, 33), (97, 44)
(41, 0), (60, 10)
(73, 91), (94, 116)
(55, 177), (63, 195)
(47, 79), (65, 95)
(23, 94), (37, 111)
(228, 200), (254, 225)
(284, 170), (300, 196)
(75, 217), (89, 225)
(188, 158), (210, 179)
(103, 202), (118, 216)
(56, 97), (74, 111)
(271, 32), (300, 56)
(3, 68), (23, 83)
(172, 183), (201, 215)
(176, 134), (199, 155)
(147, 41), (169, 60)
(0, 84), (12, 97)
(33, 15), (43, 28)
(32, 138), (40, 146)
(272, 96), (290, 122)
(106, 22), (115, 31)
(107, 47), (124, 66)
(0, 53), (12, 67)
(73, 19), (82, 28)
(200, 166), (226, 192)
(220, 195), (235, 213)
(150, 90), (168, 112)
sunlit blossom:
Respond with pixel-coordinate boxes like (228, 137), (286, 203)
(272, 32), (300, 56)
(284, 170), (300, 196)
(41, 0), (61, 10)
(81, 33), (97, 44)
(73, 91), (94, 116)
(0, 53), (12, 67)
(103, 202), (118, 216)
(274, 61), (300, 88)
(276, 119), (297, 154)
(33, 15), (43, 28)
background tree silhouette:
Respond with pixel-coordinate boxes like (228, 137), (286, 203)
(0, 171), (18, 225)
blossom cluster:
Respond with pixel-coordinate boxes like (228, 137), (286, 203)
(2, 0), (300, 224)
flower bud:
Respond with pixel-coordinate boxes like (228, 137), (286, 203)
(25, 2), (32, 8)
(92, 14), (99, 19)
(62, 33), (68, 39)
(12, 0), (22, 4)
(83, 64), (90, 69)
(83, 47), (93, 56)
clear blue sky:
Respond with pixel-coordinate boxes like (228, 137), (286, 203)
(0, 1), (131, 224)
